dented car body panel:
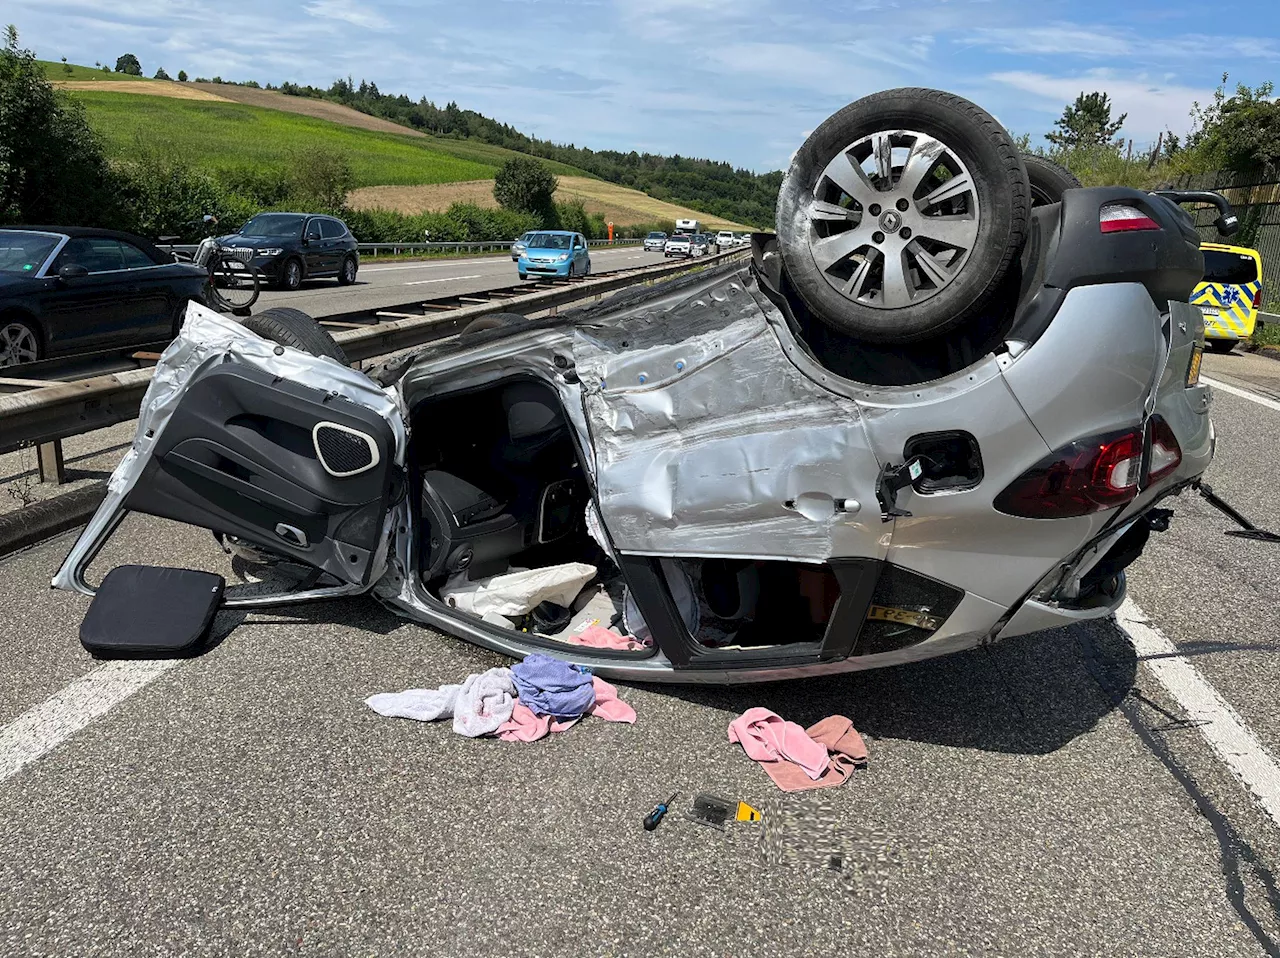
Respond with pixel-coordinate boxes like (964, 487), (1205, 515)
(53, 241), (1214, 683)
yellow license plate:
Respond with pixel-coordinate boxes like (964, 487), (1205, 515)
(1187, 347), (1203, 386)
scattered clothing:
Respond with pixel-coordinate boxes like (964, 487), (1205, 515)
(441, 563), (597, 619)
(762, 715), (868, 793)
(588, 677), (637, 724)
(728, 707), (830, 781)
(499, 677), (636, 742)
(365, 667), (516, 738)
(567, 625), (646, 652)
(511, 653), (595, 719)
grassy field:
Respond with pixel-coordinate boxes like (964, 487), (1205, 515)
(349, 177), (752, 230)
(40, 59), (149, 81)
(68, 90), (575, 187)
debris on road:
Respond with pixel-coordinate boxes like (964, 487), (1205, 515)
(365, 653), (637, 742)
(729, 708), (869, 793)
(365, 666), (517, 737)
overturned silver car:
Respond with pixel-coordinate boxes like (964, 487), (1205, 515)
(55, 88), (1223, 682)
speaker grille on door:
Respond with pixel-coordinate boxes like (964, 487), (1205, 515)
(313, 422), (379, 477)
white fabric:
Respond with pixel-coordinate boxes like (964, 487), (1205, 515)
(365, 667), (516, 737)
(440, 562), (597, 618)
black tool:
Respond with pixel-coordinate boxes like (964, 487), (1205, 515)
(1195, 481), (1280, 544)
(644, 792), (678, 831)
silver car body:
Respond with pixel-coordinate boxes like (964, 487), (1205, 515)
(53, 252), (1212, 683)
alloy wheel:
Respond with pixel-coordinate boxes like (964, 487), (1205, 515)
(0, 322), (38, 366)
(805, 129), (980, 309)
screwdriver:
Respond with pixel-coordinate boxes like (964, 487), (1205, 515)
(643, 792), (678, 831)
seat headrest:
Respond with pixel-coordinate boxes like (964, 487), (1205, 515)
(503, 384), (561, 440)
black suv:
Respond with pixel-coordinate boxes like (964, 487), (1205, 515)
(218, 213), (359, 291)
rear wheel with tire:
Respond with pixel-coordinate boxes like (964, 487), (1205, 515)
(1206, 338), (1238, 354)
(279, 257), (304, 291)
(0, 315), (40, 366)
(460, 312), (527, 337)
(1023, 154), (1081, 208)
(776, 87), (1030, 345)
(242, 306), (347, 363)
(337, 255), (358, 286)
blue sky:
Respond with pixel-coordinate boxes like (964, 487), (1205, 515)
(10, 0), (1280, 172)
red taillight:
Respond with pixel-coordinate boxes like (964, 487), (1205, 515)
(1148, 415), (1182, 482)
(1253, 286), (1263, 309)
(994, 428), (1144, 519)
(1099, 203), (1160, 233)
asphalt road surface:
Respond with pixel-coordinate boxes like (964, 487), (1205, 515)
(2, 349), (1280, 956)
(259, 245), (669, 318)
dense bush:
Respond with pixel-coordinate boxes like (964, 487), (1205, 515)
(493, 155), (558, 217)
(0, 27), (120, 226)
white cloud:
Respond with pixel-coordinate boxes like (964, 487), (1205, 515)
(303, 0), (390, 31)
(964, 24), (1133, 58)
(989, 69), (1213, 141)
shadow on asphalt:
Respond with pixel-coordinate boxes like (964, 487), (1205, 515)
(657, 622), (1139, 757)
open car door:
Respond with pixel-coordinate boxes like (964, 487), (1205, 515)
(53, 305), (407, 607)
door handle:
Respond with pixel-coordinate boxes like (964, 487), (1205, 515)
(274, 523), (309, 548)
(784, 493), (861, 522)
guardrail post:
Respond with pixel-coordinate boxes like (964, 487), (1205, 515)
(37, 440), (65, 485)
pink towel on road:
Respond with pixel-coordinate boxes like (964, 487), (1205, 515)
(567, 626), (645, 652)
(727, 707), (830, 781)
(762, 715), (868, 793)
(498, 677), (636, 742)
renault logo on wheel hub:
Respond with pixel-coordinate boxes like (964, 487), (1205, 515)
(880, 209), (903, 232)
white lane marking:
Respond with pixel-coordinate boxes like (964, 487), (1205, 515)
(0, 660), (180, 783)
(1203, 376), (1280, 413)
(1116, 597), (1280, 827)
(362, 261), (504, 273)
(404, 274), (482, 286)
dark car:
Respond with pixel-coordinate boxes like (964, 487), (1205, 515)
(0, 227), (208, 367)
(218, 213), (359, 291)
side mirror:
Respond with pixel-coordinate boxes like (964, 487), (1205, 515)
(58, 264), (89, 280)
(1214, 213), (1240, 237)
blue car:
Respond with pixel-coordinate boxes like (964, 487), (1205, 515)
(517, 230), (591, 280)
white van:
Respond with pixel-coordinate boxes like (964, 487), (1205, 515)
(675, 218), (699, 234)
(716, 230), (736, 249)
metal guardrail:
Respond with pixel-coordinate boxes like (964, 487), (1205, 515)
(0, 249), (749, 459)
(157, 239), (644, 257)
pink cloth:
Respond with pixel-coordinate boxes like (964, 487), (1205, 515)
(567, 625), (645, 652)
(762, 715), (868, 793)
(727, 707), (830, 781)
(498, 677), (635, 742)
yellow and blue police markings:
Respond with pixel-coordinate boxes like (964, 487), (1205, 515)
(1193, 243), (1263, 341)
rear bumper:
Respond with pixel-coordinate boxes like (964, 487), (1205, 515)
(1202, 306), (1257, 340)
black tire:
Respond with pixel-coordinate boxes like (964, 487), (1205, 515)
(1024, 154), (1081, 208)
(337, 255), (358, 286)
(242, 306), (347, 364)
(0, 314), (41, 366)
(278, 257), (304, 291)
(460, 312), (527, 337)
(1206, 338), (1237, 354)
(776, 87), (1031, 344)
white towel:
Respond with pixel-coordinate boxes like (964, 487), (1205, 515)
(365, 667), (516, 738)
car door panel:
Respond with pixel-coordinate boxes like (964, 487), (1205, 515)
(119, 243), (178, 341)
(123, 362), (398, 585)
(303, 219), (326, 275)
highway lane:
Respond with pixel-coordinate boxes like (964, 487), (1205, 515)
(3, 361), (1280, 953)
(255, 245), (669, 318)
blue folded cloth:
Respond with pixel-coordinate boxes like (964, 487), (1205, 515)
(511, 653), (596, 719)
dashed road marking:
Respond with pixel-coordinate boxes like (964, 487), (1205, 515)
(1203, 376), (1280, 413)
(0, 660), (181, 783)
(404, 274), (482, 286)
(1116, 597), (1280, 828)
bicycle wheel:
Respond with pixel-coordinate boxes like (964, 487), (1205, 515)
(209, 254), (261, 311)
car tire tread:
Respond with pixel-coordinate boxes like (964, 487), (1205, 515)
(242, 306), (347, 363)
